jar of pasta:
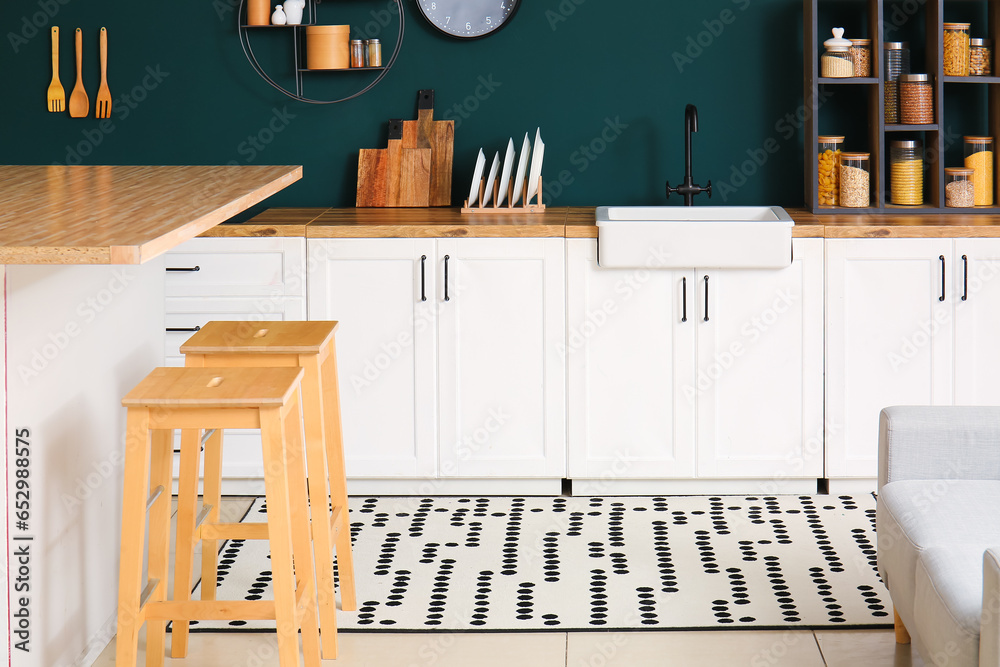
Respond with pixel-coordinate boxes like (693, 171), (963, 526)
(818, 136), (844, 206)
(890, 139), (923, 205)
(839, 152), (870, 208)
(964, 136), (994, 205)
(944, 23), (971, 76)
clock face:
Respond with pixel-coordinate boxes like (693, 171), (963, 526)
(416, 0), (520, 39)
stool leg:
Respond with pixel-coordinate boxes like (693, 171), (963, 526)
(260, 405), (308, 667)
(301, 355), (339, 658)
(145, 429), (173, 667)
(200, 428), (224, 603)
(170, 429), (203, 658)
(321, 342), (357, 611)
(116, 408), (152, 667)
(284, 391), (323, 665)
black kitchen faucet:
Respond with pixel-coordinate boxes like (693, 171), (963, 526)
(666, 104), (712, 206)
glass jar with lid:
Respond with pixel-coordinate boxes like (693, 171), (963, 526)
(890, 139), (923, 205)
(944, 23), (971, 76)
(822, 27), (854, 77)
(899, 74), (934, 124)
(945, 168), (975, 207)
(818, 136), (844, 206)
(964, 136), (994, 205)
(970, 38), (992, 76)
(839, 152), (870, 208)
(850, 39), (872, 77)
(884, 42), (911, 123)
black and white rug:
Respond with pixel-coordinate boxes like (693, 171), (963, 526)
(183, 494), (890, 632)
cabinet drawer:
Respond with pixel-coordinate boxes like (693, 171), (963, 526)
(165, 237), (306, 297)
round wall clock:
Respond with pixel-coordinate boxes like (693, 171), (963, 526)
(416, 0), (520, 39)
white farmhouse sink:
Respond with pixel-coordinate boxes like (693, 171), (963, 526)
(596, 206), (794, 269)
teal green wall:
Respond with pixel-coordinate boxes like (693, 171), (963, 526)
(1, 0), (809, 216)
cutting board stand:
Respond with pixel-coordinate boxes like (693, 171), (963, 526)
(461, 175), (545, 214)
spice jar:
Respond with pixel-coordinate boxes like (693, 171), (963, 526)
(822, 28), (854, 77)
(366, 38), (382, 67)
(944, 23), (971, 76)
(890, 139), (923, 205)
(964, 136), (994, 205)
(899, 74), (934, 124)
(884, 42), (910, 123)
(818, 136), (844, 206)
(839, 152), (870, 208)
(970, 38), (992, 76)
(850, 39), (872, 77)
(350, 39), (365, 68)
(945, 168), (975, 208)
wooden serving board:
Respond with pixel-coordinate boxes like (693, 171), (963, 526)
(401, 90), (453, 206)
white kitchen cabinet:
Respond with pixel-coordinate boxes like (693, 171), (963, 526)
(954, 239), (1000, 406)
(567, 238), (823, 482)
(826, 238), (954, 479)
(437, 238), (566, 478)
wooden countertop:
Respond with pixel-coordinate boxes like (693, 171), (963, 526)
(0, 165), (302, 264)
(209, 205), (1000, 239)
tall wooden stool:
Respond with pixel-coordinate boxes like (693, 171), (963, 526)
(173, 321), (355, 660)
(117, 366), (320, 667)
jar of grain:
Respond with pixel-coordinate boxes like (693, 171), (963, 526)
(945, 168), (975, 208)
(899, 74), (934, 124)
(850, 39), (872, 77)
(818, 136), (844, 206)
(890, 140), (923, 205)
(884, 42), (910, 123)
(970, 38), (992, 76)
(964, 136), (994, 205)
(944, 23), (971, 76)
(840, 152), (870, 208)
(822, 28), (854, 78)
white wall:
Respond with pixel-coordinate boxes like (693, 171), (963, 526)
(5, 259), (164, 667)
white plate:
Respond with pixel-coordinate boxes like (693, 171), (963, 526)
(496, 138), (516, 206)
(467, 149), (486, 206)
(481, 151), (500, 205)
(511, 132), (531, 205)
(526, 128), (545, 202)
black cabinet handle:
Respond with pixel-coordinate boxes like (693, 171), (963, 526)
(962, 255), (969, 301)
(443, 255), (450, 301)
(681, 277), (687, 322)
(940, 255), (946, 302)
(166, 326), (201, 333)
(703, 275), (710, 322)
(420, 255), (427, 302)
(166, 265), (201, 272)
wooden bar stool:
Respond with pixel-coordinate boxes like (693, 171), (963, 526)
(173, 320), (355, 660)
(117, 366), (320, 667)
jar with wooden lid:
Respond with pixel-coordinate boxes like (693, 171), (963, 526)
(818, 136), (844, 206)
(970, 38), (992, 76)
(964, 136), (994, 205)
(839, 152), (870, 208)
(822, 28), (854, 77)
(945, 168), (975, 207)
(850, 39), (872, 77)
(884, 42), (910, 123)
(890, 139), (923, 205)
(944, 23), (971, 76)
(899, 74), (934, 124)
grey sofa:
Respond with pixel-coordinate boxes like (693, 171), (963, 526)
(877, 406), (1000, 667)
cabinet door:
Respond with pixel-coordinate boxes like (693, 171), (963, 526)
(437, 238), (565, 477)
(566, 239), (696, 478)
(696, 238), (824, 478)
(307, 238), (437, 478)
(954, 239), (1000, 405)
(826, 239), (954, 478)
(165, 237), (306, 297)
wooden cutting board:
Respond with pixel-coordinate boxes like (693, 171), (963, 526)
(401, 90), (454, 206)
(356, 148), (387, 207)
(357, 119), (430, 207)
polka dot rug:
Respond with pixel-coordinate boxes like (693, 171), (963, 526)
(180, 494), (891, 632)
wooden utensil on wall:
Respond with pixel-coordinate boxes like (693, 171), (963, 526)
(402, 90), (454, 206)
(68, 28), (89, 118)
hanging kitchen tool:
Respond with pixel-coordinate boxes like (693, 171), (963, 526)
(68, 28), (89, 118)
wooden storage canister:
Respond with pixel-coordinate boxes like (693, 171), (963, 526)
(306, 25), (351, 70)
(899, 74), (934, 124)
(247, 0), (270, 26)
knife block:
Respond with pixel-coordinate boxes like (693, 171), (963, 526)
(461, 176), (545, 214)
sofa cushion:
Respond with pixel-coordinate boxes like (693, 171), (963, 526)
(914, 547), (983, 667)
(878, 480), (1000, 622)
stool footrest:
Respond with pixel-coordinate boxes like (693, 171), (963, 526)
(145, 599), (276, 621)
(139, 577), (160, 609)
(199, 522), (268, 540)
(194, 503), (214, 530)
(146, 486), (164, 512)
(328, 505), (344, 540)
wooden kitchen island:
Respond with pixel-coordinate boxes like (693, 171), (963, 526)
(0, 165), (301, 667)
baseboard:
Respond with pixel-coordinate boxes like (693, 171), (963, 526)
(825, 478), (878, 494)
(67, 609), (117, 667)
(345, 478), (564, 496)
(570, 478), (822, 496)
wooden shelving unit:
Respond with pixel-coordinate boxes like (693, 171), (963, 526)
(805, 0), (1000, 213)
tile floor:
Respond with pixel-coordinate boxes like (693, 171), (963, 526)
(94, 497), (927, 667)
